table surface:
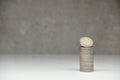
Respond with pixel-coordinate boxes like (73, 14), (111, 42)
(0, 54), (120, 80)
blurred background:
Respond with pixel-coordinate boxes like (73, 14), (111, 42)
(0, 0), (120, 55)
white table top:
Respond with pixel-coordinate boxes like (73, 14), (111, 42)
(0, 54), (120, 80)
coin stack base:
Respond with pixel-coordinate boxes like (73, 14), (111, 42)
(80, 46), (94, 72)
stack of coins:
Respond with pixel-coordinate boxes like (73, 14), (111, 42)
(80, 46), (93, 72)
(80, 37), (94, 72)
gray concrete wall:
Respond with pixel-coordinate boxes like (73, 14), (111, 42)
(0, 0), (120, 54)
